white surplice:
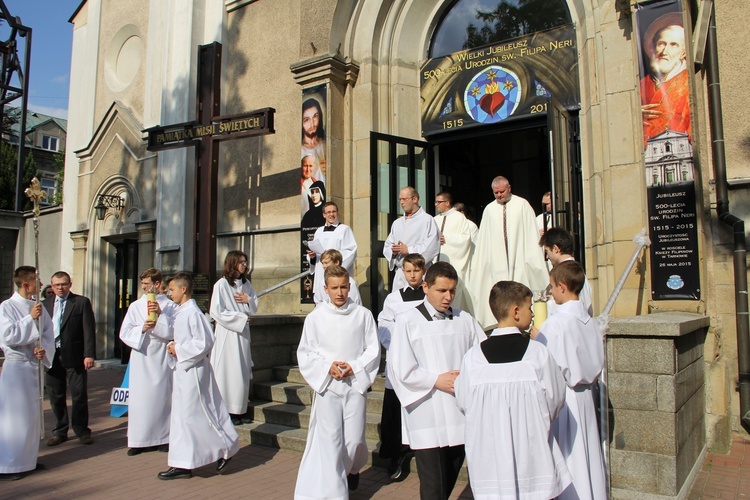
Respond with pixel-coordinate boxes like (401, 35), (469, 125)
(546, 257), (594, 318)
(536, 300), (606, 500)
(307, 223), (357, 304)
(387, 300), (484, 449)
(168, 299), (239, 470)
(209, 277), (258, 414)
(0, 293), (54, 474)
(119, 293), (175, 448)
(434, 209), (478, 312)
(383, 207), (440, 290)
(455, 327), (571, 499)
(377, 286), (424, 390)
(294, 299), (380, 500)
(468, 195), (549, 329)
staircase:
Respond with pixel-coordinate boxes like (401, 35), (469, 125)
(236, 365), (389, 468)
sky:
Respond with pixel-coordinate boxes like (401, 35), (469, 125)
(2, 0), (80, 120)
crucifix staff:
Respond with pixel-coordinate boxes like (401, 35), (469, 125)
(25, 177), (46, 438)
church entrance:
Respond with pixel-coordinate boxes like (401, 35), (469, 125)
(369, 106), (583, 314)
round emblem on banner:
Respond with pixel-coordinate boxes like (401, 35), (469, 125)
(666, 275), (684, 290)
(464, 66), (522, 124)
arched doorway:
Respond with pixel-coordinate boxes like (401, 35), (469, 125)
(364, 0), (584, 313)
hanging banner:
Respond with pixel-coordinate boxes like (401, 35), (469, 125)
(635, 0), (700, 300)
(420, 25), (579, 137)
(300, 84), (328, 303)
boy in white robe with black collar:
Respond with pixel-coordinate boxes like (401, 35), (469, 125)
(533, 261), (606, 500)
(377, 253), (426, 479)
(455, 281), (571, 499)
(158, 272), (239, 480)
(294, 265), (380, 499)
(0, 266), (54, 480)
(119, 267), (175, 456)
(388, 262), (485, 499)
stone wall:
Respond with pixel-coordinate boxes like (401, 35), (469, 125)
(608, 312), (709, 498)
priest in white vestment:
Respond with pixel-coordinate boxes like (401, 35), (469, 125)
(210, 251), (259, 424)
(295, 266), (380, 499)
(535, 261), (606, 500)
(119, 268), (175, 454)
(306, 202), (357, 304)
(0, 266), (54, 478)
(383, 187), (440, 290)
(455, 280), (571, 499)
(388, 262), (485, 499)
(433, 192), (477, 312)
(159, 273), (239, 480)
(468, 177), (549, 330)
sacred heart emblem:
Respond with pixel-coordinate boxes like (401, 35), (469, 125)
(479, 91), (505, 116)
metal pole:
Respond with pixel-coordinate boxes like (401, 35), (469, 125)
(25, 177), (46, 437)
(14, 27), (31, 212)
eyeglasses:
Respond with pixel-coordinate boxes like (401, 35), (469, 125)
(238, 261), (248, 265)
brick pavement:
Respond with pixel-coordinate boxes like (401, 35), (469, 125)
(1, 366), (747, 499)
(1, 367), (471, 499)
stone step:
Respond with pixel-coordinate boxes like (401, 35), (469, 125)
(248, 400), (382, 440)
(253, 380), (384, 414)
(234, 421), (468, 481)
(272, 365), (387, 392)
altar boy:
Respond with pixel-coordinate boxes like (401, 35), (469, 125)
(294, 265), (380, 499)
(535, 260), (606, 500)
(119, 267), (175, 456)
(388, 262), (485, 499)
(158, 272), (239, 480)
(455, 281), (571, 498)
(0, 266), (54, 480)
(377, 253), (426, 478)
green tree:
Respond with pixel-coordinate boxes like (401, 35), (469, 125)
(0, 142), (37, 211)
(52, 151), (64, 205)
(463, 0), (570, 50)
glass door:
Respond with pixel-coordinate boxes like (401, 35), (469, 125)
(370, 132), (434, 315)
(547, 98), (584, 266)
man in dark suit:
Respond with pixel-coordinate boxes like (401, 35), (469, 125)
(43, 271), (96, 446)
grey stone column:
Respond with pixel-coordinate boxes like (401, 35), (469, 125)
(607, 312), (709, 498)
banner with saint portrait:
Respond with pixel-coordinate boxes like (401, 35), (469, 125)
(635, 0), (700, 300)
(300, 84), (328, 303)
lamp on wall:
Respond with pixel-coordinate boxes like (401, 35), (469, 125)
(94, 194), (124, 221)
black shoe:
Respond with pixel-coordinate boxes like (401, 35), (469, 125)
(241, 412), (254, 424)
(157, 444), (169, 453)
(347, 473), (360, 491)
(127, 447), (143, 456)
(157, 467), (192, 480)
(230, 414), (243, 426)
(390, 452), (411, 481)
(0, 473), (23, 481)
(216, 457), (231, 474)
(46, 435), (67, 447)
(78, 435), (94, 445)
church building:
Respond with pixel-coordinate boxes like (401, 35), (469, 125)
(17, 0), (750, 496)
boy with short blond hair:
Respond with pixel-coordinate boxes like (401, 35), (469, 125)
(377, 253), (426, 479)
(0, 266), (54, 479)
(295, 265), (380, 498)
(535, 260), (606, 499)
(316, 249), (361, 305)
(455, 280), (571, 498)
(158, 272), (238, 480)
